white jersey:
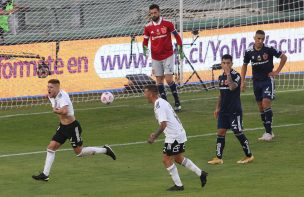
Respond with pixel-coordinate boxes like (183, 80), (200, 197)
(154, 98), (187, 143)
(49, 90), (74, 117)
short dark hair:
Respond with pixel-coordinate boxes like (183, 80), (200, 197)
(149, 4), (160, 11)
(48, 79), (60, 85)
(256, 30), (265, 35)
(144, 84), (158, 95)
(221, 54), (233, 62)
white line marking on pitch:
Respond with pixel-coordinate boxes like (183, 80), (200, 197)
(0, 105), (128, 119)
(1, 89), (303, 119)
(0, 122), (303, 158)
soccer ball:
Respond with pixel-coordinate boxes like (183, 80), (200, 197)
(100, 92), (114, 104)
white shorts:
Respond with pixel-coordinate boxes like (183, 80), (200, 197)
(152, 55), (174, 77)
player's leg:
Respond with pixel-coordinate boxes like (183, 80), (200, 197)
(230, 113), (254, 164)
(70, 121), (116, 160)
(254, 81), (270, 140)
(173, 144), (201, 176)
(259, 78), (275, 141)
(163, 143), (184, 191)
(32, 124), (66, 181)
(208, 113), (228, 164)
(164, 55), (181, 111)
(152, 59), (167, 100)
(174, 152), (208, 188)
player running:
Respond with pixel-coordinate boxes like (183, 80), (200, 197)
(143, 84), (208, 191)
(143, 4), (183, 112)
(32, 79), (116, 181)
(208, 54), (254, 165)
(241, 30), (287, 141)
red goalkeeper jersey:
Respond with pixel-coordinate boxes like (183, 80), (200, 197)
(143, 17), (181, 61)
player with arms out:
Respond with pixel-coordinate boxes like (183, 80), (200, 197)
(143, 4), (183, 112)
(32, 79), (116, 181)
(144, 84), (208, 191)
(241, 30), (287, 141)
(208, 54), (254, 165)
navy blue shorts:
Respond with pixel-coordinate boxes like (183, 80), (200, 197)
(217, 112), (243, 133)
(253, 77), (275, 102)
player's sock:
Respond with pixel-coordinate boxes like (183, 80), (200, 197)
(216, 135), (225, 159)
(260, 111), (267, 131)
(43, 149), (56, 176)
(235, 133), (252, 157)
(167, 164), (183, 187)
(264, 108), (273, 134)
(168, 81), (180, 105)
(181, 157), (201, 176)
(157, 83), (167, 100)
(77, 147), (107, 157)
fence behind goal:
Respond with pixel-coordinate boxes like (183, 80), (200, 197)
(0, 0), (303, 109)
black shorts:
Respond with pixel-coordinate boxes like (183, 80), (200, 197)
(163, 140), (185, 156)
(253, 77), (275, 101)
(217, 112), (243, 133)
(52, 120), (83, 148)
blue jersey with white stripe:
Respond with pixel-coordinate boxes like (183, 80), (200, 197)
(218, 69), (242, 113)
(243, 44), (282, 81)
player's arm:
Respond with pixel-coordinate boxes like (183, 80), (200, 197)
(148, 121), (167, 144)
(170, 22), (184, 59)
(241, 51), (250, 92)
(226, 74), (238, 91)
(53, 105), (68, 115)
(214, 95), (221, 119)
(269, 53), (287, 77)
(222, 64), (238, 91)
(142, 26), (150, 56)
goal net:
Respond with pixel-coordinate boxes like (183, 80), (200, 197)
(1, 0), (303, 109)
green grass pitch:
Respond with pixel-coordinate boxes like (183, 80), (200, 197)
(0, 89), (304, 197)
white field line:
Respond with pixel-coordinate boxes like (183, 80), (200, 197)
(0, 105), (129, 119)
(0, 89), (303, 119)
(0, 122), (303, 158)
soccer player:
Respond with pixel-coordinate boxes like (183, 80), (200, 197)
(241, 30), (287, 141)
(32, 79), (116, 181)
(143, 4), (183, 112)
(144, 84), (208, 191)
(208, 54), (254, 165)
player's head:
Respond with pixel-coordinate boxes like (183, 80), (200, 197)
(47, 79), (60, 98)
(221, 54), (233, 67)
(149, 4), (160, 22)
(144, 84), (158, 103)
(254, 30), (265, 48)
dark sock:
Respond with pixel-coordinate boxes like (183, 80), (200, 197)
(264, 108), (273, 134)
(216, 135), (225, 159)
(260, 112), (268, 133)
(157, 84), (167, 100)
(235, 133), (252, 157)
(168, 81), (180, 105)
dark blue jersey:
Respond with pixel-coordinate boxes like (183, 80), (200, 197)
(243, 44), (282, 81)
(218, 69), (242, 113)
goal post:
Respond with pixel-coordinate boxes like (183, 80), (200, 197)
(0, 0), (304, 109)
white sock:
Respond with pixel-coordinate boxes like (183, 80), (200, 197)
(77, 147), (107, 157)
(43, 149), (55, 176)
(167, 164), (183, 187)
(181, 158), (201, 176)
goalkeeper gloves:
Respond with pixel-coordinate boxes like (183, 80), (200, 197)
(143, 45), (149, 57)
(177, 45), (184, 59)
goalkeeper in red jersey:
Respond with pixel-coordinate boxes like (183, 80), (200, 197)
(143, 4), (183, 112)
